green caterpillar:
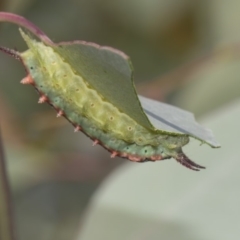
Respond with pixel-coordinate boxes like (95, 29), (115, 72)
(18, 29), (202, 170)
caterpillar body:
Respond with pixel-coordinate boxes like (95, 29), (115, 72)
(0, 28), (213, 171)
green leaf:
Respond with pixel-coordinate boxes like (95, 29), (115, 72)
(54, 43), (219, 148)
(139, 96), (220, 148)
(53, 43), (153, 130)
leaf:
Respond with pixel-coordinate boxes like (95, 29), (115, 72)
(53, 42), (219, 148)
(139, 96), (220, 148)
(53, 43), (153, 130)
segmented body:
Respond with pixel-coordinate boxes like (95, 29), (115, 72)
(0, 29), (205, 170)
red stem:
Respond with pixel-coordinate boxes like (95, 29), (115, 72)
(0, 12), (53, 44)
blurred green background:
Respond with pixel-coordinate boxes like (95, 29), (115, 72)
(0, 0), (240, 240)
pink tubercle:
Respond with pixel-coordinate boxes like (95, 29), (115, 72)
(74, 126), (81, 132)
(128, 155), (142, 162)
(56, 110), (64, 118)
(20, 75), (34, 85)
(150, 155), (162, 161)
(92, 139), (99, 146)
(38, 95), (48, 103)
(110, 151), (118, 158)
